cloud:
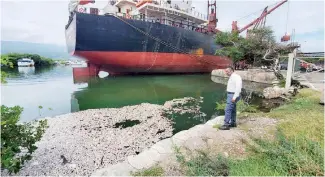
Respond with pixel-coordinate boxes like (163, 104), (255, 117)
(1, 0), (324, 52)
(1, 0), (69, 45)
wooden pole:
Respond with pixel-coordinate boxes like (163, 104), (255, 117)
(292, 49), (297, 73)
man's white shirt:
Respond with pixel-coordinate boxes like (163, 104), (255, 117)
(226, 73), (242, 100)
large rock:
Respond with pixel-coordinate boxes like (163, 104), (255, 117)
(205, 116), (224, 126)
(127, 148), (162, 170)
(263, 86), (287, 99)
(211, 69), (277, 84)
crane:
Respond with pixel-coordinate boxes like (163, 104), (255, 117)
(231, 0), (288, 34)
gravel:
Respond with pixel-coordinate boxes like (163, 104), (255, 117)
(9, 103), (173, 176)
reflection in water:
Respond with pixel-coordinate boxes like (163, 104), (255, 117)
(72, 75), (226, 111)
(18, 67), (35, 75)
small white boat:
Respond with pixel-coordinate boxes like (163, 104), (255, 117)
(17, 58), (35, 67)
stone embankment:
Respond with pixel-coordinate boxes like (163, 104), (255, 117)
(211, 69), (299, 99)
(211, 69), (278, 84)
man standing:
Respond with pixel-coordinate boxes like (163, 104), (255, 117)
(219, 66), (242, 130)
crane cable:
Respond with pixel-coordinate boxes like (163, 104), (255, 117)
(236, 8), (265, 22)
(235, 1), (279, 22)
(285, 1), (290, 33)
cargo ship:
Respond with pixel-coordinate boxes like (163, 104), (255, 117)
(65, 0), (232, 77)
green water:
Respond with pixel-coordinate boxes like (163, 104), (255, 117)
(2, 66), (231, 133)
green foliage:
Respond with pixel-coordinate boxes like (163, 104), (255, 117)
(131, 166), (164, 176)
(0, 53), (55, 67)
(230, 131), (324, 176)
(215, 32), (245, 63)
(215, 27), (283, 66)
(1, 55), (14, 68)
(279, 79), (286, 88)
(1, 105), (48, 174)
(1, 55), (14, 83)
(1, 71), (8, 83)
(175, 147), (229, 176)
(216, 99), (259, 115)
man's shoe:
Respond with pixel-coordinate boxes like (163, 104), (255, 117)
(230, 123), (237, 127)
(218, 125), (230, 130)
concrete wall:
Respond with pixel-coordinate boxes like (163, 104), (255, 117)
(211, 76), (271, 93)
(211, 69), (278, 84)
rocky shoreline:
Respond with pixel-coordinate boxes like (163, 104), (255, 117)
(4, 97), (205, 176)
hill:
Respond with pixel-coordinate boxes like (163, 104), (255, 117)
(1, 41), (72, 60)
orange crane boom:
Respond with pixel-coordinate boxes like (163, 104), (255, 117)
(231, 0), (288, 34)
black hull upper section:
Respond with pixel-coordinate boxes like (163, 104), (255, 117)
(65, 12), (222, 55)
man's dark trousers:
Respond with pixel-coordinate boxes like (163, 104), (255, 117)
(224, 92), (240, 125)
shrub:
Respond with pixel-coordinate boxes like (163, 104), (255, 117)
(216, 99), (259, 115)
(1, 105), (48, 174)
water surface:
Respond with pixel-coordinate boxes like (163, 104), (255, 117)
(2, 66), (230, 132)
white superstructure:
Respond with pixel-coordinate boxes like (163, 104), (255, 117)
(75, 0), (208, 23)
(70, 0), (218, 33)
(17, 58), (35, 67)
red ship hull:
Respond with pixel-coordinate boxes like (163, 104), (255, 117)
(66, 13), (232, 78)
(72, 51), (231, 77)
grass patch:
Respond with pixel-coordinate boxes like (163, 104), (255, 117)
(175, 147), (229, 176)
(230, 131), (324, 176)
(265, 88), (324, 146)
(131, 166), (164, 176)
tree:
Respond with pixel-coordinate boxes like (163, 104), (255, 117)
(215, 26), (299, 72)
(215, 31), (245, 64)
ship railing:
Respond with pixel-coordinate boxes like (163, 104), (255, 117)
(159, 3), (207, 21)
(118, 13), (210, 34)
(189, 10), (208, 21)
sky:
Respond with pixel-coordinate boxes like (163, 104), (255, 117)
(1, 0), (324, 52)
